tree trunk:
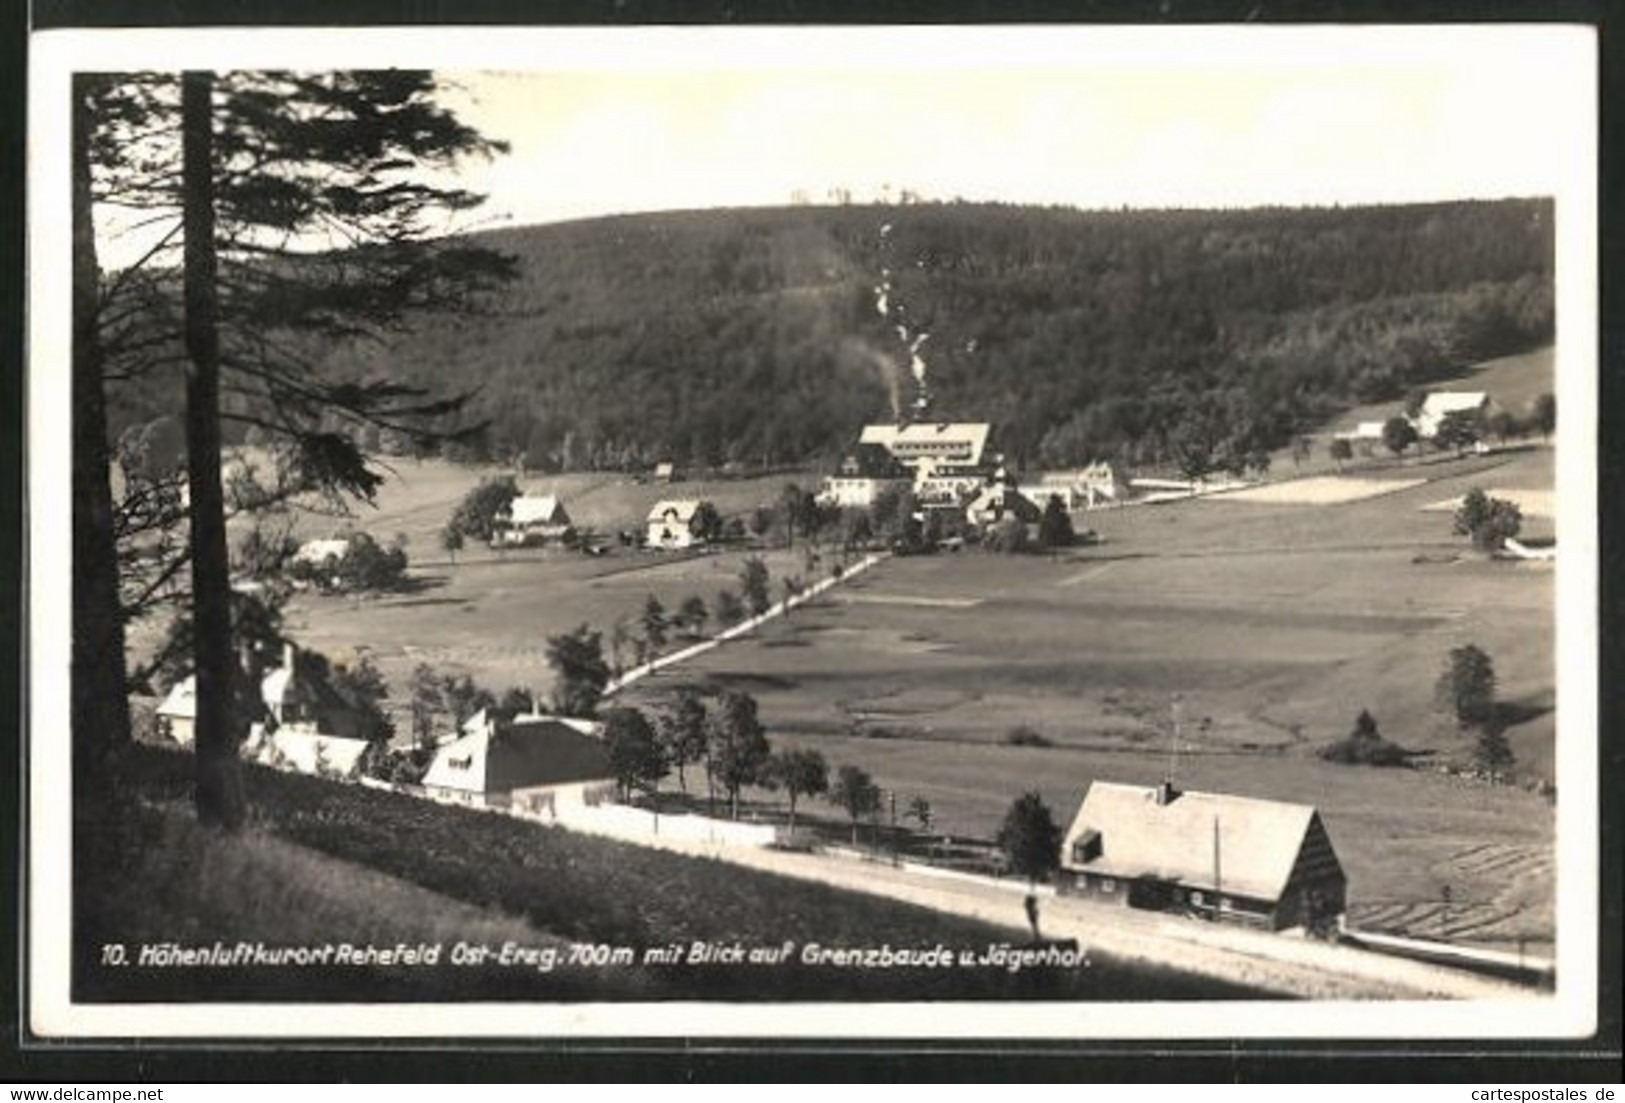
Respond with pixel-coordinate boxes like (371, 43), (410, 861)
(71, 75), (133, 843)
(181, 70), (244, 829)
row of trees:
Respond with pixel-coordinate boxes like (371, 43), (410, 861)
(597, 687), (932, 845)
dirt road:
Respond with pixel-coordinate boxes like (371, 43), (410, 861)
(613, 829), (1539, 1001)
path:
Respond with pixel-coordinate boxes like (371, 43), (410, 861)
(600, 829), (1539, 1002)
(602, 552), (888, 697)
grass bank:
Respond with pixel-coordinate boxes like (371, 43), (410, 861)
(78, 747), (1270, 1003)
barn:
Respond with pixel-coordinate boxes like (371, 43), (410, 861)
(1059, 780), (1347, 932)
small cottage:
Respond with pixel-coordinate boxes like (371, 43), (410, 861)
(1059, 780), (1347, 932)
(492, 494), (575, 547)
(965, 475), (1043, 529)
(1413, 392), (1490, 440)
(646, 499), (708, 550)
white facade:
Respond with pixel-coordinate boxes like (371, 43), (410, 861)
(819, 473), (910, 508)
(859, 422), (991, 471)
(646, 499), (704, 549)
(493, 494), (574, 546)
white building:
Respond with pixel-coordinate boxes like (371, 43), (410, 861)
(155, 642), (375, 778)
(420, 712), (614, 813)
(646, 499), (708, 550)
(492, 494), (575, 547)
(818, 444), (911, 509)
(1035, 460), (1126, 509)
(1413, 392), (1490, 439)
(859, 421), (991, 472)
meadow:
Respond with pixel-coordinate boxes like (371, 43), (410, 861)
(615, 444), (1560, 954)
(265, 349), (1562, 955)
(268, 468), (823, 700)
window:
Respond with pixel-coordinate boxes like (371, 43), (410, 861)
(1191, 891), (1205, 906)
(1101, 878), (1116, 894)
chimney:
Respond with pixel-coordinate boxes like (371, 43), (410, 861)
(1155, 780), (1179, 806)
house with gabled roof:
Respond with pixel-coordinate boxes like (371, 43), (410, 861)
(965, 479), (1043, 529)
(1413, 392), (1490, 440)
(492, 494), (575, 547)
(420, 711), (615, 814)
(646, 499), (709, 550)
(1059, 780), (1347, 932)
(818, 442), (912, 509)
(155, 642), (377, 779)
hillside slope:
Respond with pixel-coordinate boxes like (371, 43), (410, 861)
(105, 200), (1554, 476)
(289, 199), (1552, 472)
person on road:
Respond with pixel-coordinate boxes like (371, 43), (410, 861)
(1024, 892), (1041, 942)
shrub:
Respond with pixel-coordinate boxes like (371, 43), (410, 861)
(997, 791), (1062, 887)
(1002, 724), (1053, 748)
(1453, 488), (1522, 551)
(1319, 709), (1410, 768)
(984, 517), (1031, 555)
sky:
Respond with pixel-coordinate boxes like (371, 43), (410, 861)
(45, 23), (1595, 268)
(421, 25), (1594, 232)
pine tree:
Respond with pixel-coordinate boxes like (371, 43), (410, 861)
(79, 71), (516, 825)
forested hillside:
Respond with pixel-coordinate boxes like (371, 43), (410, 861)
(115, 199), (1554, 473)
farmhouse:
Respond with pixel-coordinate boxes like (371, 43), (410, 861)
(965, 478), (1043, 529)
(156, 643), (374, 777)
(242, 725), (373, 780)
(492, 494), (575, 547)
(1413, 391), (1490, 440)
(819, 443), (911, 508)
(420, 711), (614, 813)
(646, 499), (710, 549)
(1036, 460), (1127, 509)
(1059, 780), (1347, 932)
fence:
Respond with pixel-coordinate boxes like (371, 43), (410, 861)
(518, 800), (780, 848)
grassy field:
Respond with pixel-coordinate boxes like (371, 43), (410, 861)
(615, 443), (1559, 954)
(225, 465), (828, 703)
(227, 349), (1562, 955)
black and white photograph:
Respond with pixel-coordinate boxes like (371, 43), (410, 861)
(25, 22), (1600, 1042)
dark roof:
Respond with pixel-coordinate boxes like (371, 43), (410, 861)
(1061, 781), (1342, 901)
(423, 715), (611, 794)
(486, 718), (612, 792)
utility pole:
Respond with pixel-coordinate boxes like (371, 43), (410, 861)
(1212, 814), (1222, 922)
(1167, 692), (1183, 788)
(889, 789), (898, 867)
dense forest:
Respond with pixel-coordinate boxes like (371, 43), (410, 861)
(110, 199), (1554, 474)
